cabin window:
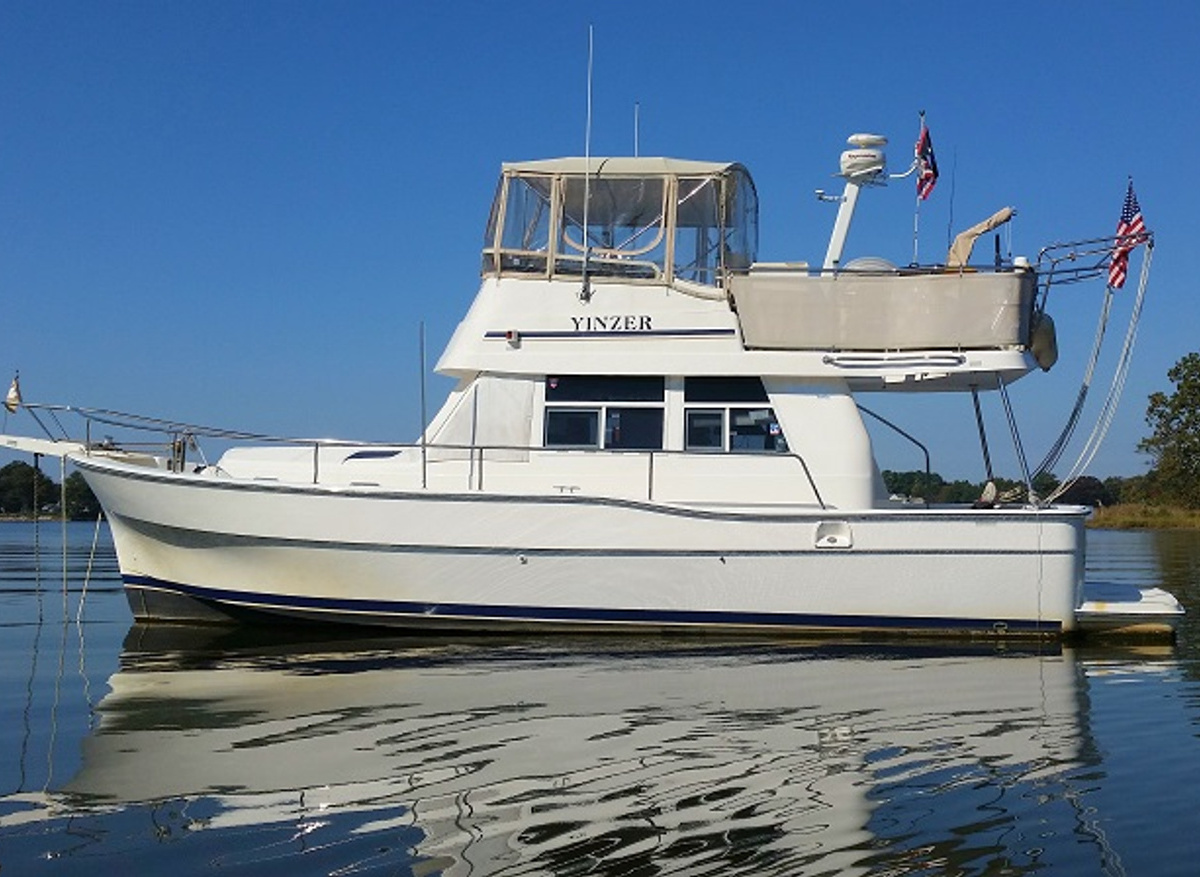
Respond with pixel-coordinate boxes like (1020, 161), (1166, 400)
(544, 408), (599, 447)
(730, 407), (787, 453)
(547, 375), (664, 402)
(684, 410), (725, 450)
(685, 407), (787, 453)
(683, 376), (769, 404)
(603, 407), (663, 449)
(544, 376), (664, 449)
(683, 378), (786, 453)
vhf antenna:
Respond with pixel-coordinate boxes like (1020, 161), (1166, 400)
(580, 25), (594, 302)
(634, 101), (640, 157)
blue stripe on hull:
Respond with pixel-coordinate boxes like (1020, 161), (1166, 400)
(124, 575), (1062, 636)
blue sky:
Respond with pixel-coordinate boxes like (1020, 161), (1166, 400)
(2, 0), (1196, 480)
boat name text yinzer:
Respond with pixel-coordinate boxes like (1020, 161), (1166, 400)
(571, 315), (653, 333)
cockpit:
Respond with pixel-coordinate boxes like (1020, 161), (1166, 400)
(481, 157), (758, 289)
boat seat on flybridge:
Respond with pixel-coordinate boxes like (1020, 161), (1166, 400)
(946, 207), (1016, 268)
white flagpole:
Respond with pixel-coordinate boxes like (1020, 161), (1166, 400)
(912, 112), (924, 265)
(913, 193), (921, 266)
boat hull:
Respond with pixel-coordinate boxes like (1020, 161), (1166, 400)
(77, 456), (1089, 639)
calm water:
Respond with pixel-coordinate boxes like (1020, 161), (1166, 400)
(2, 522), (1200, 876)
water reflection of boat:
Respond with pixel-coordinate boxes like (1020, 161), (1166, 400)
(4, 625), (1140, 874)
(0, 129), (1181, 639)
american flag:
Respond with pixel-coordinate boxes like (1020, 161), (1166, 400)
(915, 120), (938, 200)
(1108, 181), (1147, 289)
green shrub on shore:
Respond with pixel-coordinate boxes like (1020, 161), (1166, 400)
(0, 461), (100, 520)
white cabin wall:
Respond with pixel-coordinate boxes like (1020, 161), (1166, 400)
(664, 377), (685, 450)
(763, 378), (878, 510)
(424, 375), (476, 443)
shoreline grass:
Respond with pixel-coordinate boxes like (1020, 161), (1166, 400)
(1087, 503), (1200, 530)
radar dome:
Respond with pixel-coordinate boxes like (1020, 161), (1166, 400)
(847, 133), (888, 149)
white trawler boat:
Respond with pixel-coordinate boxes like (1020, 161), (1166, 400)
(1, 130), (1183, 638)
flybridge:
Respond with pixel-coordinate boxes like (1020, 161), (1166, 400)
(481, 157), (758, 289)
(462, 146), (1052, 388)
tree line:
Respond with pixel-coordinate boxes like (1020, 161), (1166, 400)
(881, 469), (1141, 507)
(0, 460), (101, 520)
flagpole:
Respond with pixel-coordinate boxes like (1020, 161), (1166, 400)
(911, 110), (937, 266)
(913, 193), (921, 266)
(914, 110), (922, 265)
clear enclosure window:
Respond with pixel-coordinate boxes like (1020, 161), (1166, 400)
(725, 169), (758, 273)
(496, 175), (554, 273)
(673, 172), (758, 283)
(484, 165), (758, 287)
(557, 176), (666, 279)
(673, 177), (722, 285)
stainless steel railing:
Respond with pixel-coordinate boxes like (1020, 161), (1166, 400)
(16, 403), (828, 508)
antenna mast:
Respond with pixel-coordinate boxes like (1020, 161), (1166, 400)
(580, 25), (594, 301)
(634, 101), (640, 157)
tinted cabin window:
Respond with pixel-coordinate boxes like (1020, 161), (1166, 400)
(685, 409), (724, 451)
(683, 377), (768, 403)
(544, 377), (664, 449)
(546, 375), (664, 402)
(605, 408), (663, 449)
(730, 407), (786, 453)
(544, 409), (599, 447)
(683, 377), (786, 453)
